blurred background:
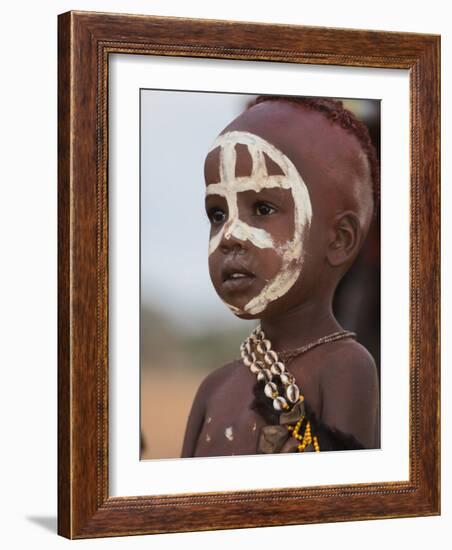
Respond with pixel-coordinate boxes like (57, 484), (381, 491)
(140, 90), (381, 459)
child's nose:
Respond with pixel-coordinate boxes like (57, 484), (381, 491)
(220, 219), (248, 253)
(220, 239), (247, 254)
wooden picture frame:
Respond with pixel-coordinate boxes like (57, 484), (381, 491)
(58, 10), (440, 539)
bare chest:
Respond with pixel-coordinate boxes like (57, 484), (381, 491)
(193, 369), (266, 457)
(192, 358), (322, 457)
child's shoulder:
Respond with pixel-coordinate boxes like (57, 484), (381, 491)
(317, 338), (377, 379)
(313, 338), (379, 448)
(196, 359), (242, 398)
(319, 337), (375, 364)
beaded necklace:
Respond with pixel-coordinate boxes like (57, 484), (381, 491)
(240, 325), (356, 453)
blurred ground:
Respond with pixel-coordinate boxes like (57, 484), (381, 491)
(141, 365), (207, 459)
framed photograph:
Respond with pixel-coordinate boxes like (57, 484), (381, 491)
(58, 11), (440, 538)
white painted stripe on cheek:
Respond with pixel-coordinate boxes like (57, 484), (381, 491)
(208, 229), (223, 255)
(244, 178), (312, 315)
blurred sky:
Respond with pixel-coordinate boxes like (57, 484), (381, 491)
(141, 90), (257, 335)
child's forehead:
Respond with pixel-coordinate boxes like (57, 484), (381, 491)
(204, 130), (294, 186)
(205, 101), (364, 183)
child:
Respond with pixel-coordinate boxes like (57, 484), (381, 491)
(181, 96), (380, 457)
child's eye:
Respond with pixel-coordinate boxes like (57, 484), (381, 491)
(255, 202), (276, 216)
(208, 208), (227, 224)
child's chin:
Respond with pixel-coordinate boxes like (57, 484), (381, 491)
(222, 299), (257, 320)
(233, 310), (258, 321)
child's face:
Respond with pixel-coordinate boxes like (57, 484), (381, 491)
(205, 130), (312, 318)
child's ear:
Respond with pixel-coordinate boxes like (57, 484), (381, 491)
(326, 211), (362, 267)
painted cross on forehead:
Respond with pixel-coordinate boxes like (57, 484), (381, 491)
(206, 131), (313, 316)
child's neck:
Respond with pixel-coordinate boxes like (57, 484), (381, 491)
(260, 296), (342, 352)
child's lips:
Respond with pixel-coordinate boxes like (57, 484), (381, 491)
(222, 274), (256, 292)
(221, 264), (256, 292)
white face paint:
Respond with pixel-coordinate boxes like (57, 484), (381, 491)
(206, 131), (313, 316)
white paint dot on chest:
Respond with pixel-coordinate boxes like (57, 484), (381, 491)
(225, 426), (234, 441)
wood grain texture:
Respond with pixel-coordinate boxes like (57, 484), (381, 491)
(57, 10), (72, 538)
(57, 10), (440, 539)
